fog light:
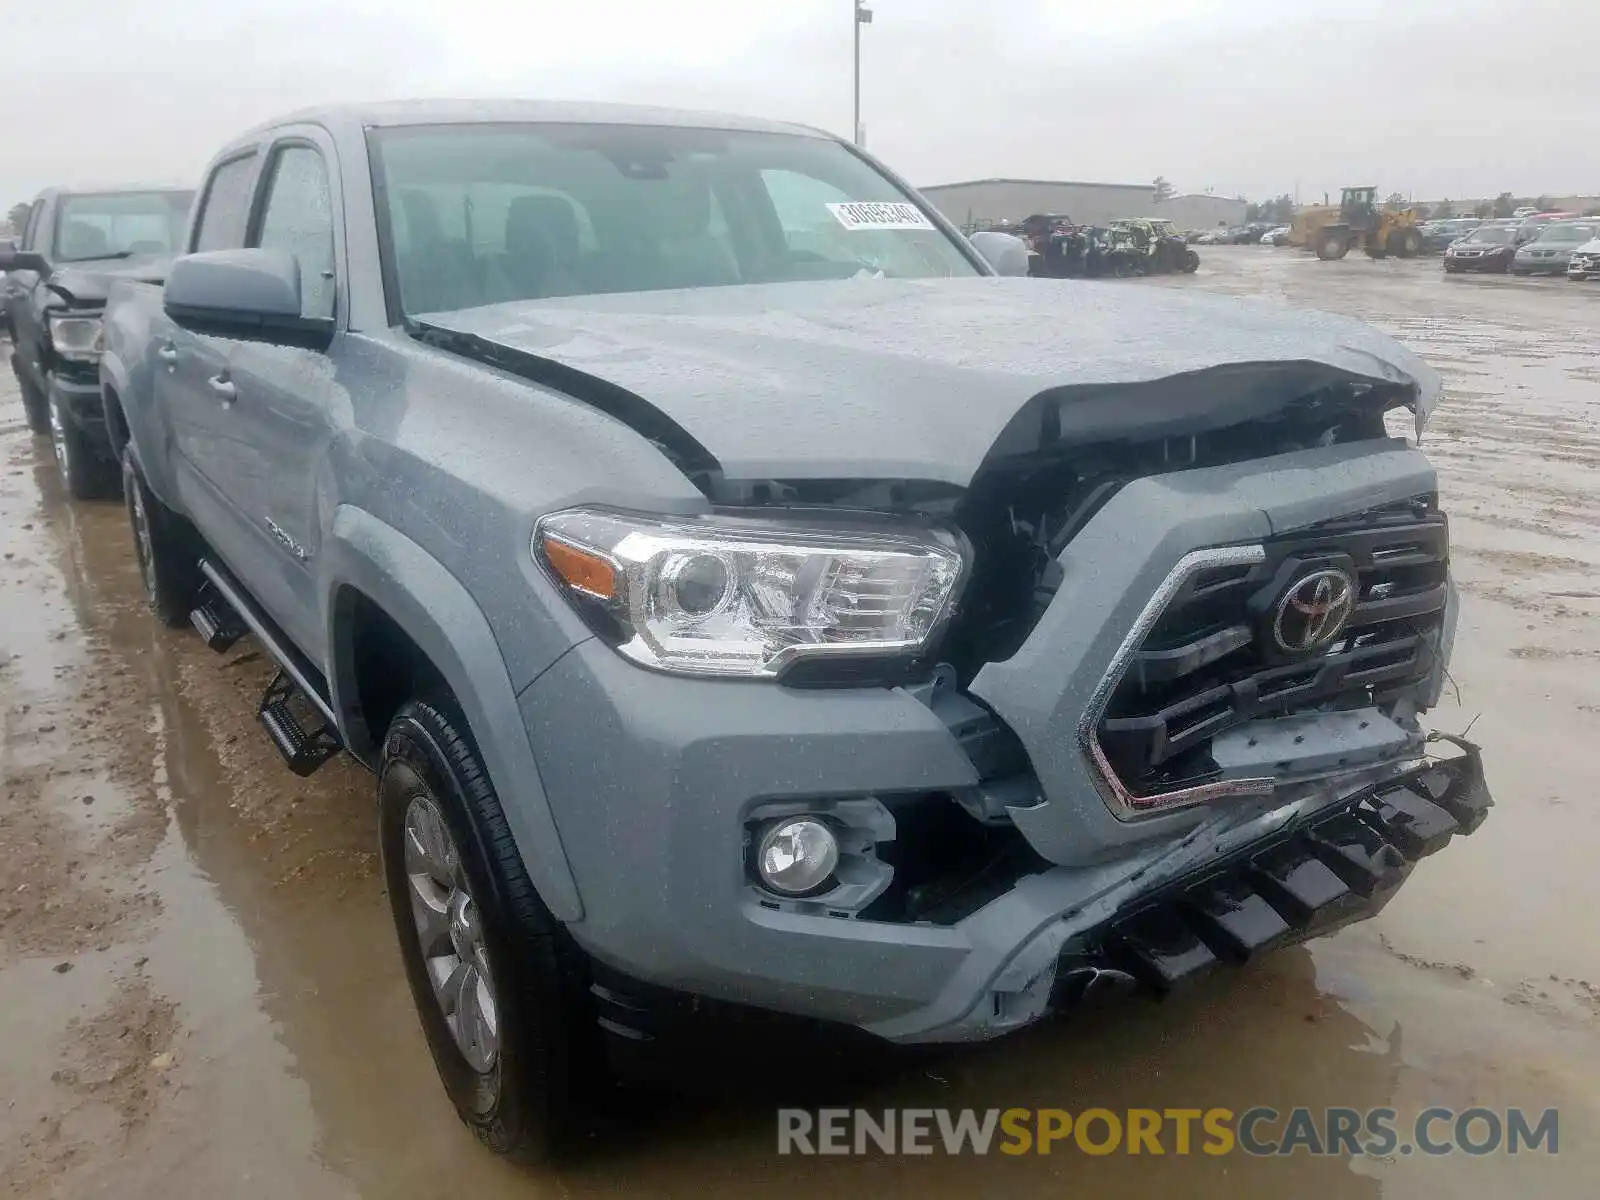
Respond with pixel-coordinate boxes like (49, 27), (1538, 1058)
(756, 818), (840, 896)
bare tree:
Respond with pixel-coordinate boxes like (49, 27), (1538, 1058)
(1152, 176), (1175, 204)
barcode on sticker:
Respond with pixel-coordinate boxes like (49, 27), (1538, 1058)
(826, 202), (936, 231)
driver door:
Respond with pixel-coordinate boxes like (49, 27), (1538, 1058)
(202, 134), (345, 658)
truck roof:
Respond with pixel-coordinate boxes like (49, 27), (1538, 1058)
(29, 184), (192, 202)
(242, 98), (830, 141)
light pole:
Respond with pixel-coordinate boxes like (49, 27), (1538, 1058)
(853, 0), (873, 146)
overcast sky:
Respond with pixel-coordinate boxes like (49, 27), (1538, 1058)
(3, 0), (1594, 209)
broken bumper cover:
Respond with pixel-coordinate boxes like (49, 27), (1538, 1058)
(872, 741), (1491, 1043)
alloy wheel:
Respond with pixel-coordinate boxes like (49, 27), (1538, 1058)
(403, 792), (500, 1075)
(48, 395), (70, 482)
(128, 481), (159, 603)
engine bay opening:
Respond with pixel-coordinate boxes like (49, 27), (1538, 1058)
(704, 377), (1409, 690)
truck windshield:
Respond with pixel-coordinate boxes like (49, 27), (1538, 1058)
(53, 191), (193, 263)
(369, 122), (979, 315)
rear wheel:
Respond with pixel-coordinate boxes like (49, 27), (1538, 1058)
(1315, 231), (1349, 261)
(379, 697), (607, 1163)
(1182, 249), (1200, 273)
(122, 449), (204, 626)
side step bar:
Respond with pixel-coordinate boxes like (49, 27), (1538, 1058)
(259, 670), (342, 777)
(190, 584), (247, 652)
(195, 560), (343, 776)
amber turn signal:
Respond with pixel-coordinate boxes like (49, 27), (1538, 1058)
(540, 535), (619, 602)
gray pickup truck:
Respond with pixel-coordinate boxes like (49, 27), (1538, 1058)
(1, 185), (192, 497)
(100, 100), (1490, 1161)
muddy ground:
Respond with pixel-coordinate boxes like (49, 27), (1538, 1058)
(1, 247), (1596, 1197)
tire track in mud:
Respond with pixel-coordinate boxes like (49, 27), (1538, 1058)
(0, 433), (184, 1196)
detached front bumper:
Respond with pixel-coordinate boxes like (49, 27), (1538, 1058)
(1048, 742), (1489, 1008)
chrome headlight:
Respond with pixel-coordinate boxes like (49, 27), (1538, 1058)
(48, 312), (104, 363)
(534, 508), (967, 678)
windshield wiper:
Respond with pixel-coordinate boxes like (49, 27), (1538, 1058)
(57, 250), (136, 264)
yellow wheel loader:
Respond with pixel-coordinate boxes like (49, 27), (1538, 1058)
(1289, 187), (1424, 261)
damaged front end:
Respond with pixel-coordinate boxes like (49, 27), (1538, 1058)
(440, 287), (1485, 1042)
(694, 364), (1486, 1037)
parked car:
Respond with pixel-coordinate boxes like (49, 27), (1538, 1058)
(1442, 223), (1520, 272)
(101, 99), (1490, 1162)
(0, 185), (193, 497)
(1511, 221), (1598, 275)
(1511, 206), (1540, 219)
(1511, 213), (1572, 243)
(1567, 234), (1600, 280)
(1261, 226), (1292, 246)
(1420, 218), (1480, 253)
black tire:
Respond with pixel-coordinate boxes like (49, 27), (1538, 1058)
(1364, 242), (1388, 260)
(122, 448), (204, 626)
(379, 697), (606, 1163)
(13, 354), (49, 435)
(1315, 231), (1349, 261)
(1395, 228), (1423, 258)
(48, 388), (119, 500)
(1182, 249), (1200, 273)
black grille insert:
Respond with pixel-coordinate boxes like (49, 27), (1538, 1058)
(1098, 498), (1449, 798)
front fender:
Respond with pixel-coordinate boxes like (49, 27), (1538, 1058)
(321, 506), (584, 922)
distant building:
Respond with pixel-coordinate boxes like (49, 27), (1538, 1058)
(917, 178), (1156, 229)
(1159, 193), (1249, 231)
(916, 178), (1247, 231)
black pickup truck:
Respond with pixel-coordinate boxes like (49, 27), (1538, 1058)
(0, 186), (192, 497)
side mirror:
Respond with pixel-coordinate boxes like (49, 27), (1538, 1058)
(0, 242), (50, 274)
(164, 248), (332, 348)
(969, 231), (1031, 277)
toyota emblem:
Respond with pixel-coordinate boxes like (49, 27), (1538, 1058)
(1273, 568), (1356, 653)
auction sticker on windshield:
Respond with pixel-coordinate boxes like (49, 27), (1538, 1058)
(826, 202), (936, 231)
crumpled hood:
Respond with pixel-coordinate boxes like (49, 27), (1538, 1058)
(49, 254), (175, 307)
(420, 276), (1441, 486)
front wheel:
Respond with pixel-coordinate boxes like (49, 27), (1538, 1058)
(13, 354), (49, 435)
(1315, 232), (1349, 260)
(380, 698), (607, 1163)
(1393, 228), (1423, 258)
(1182, 249), (1200, 273)
(49, 389), (118, 500)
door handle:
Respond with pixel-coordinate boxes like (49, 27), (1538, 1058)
(207, 375), (238, 404)
(156, 342), (178, 365)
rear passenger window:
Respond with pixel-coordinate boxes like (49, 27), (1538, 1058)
(253, 145), (336, 321)
(194, 155), (259, 252)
